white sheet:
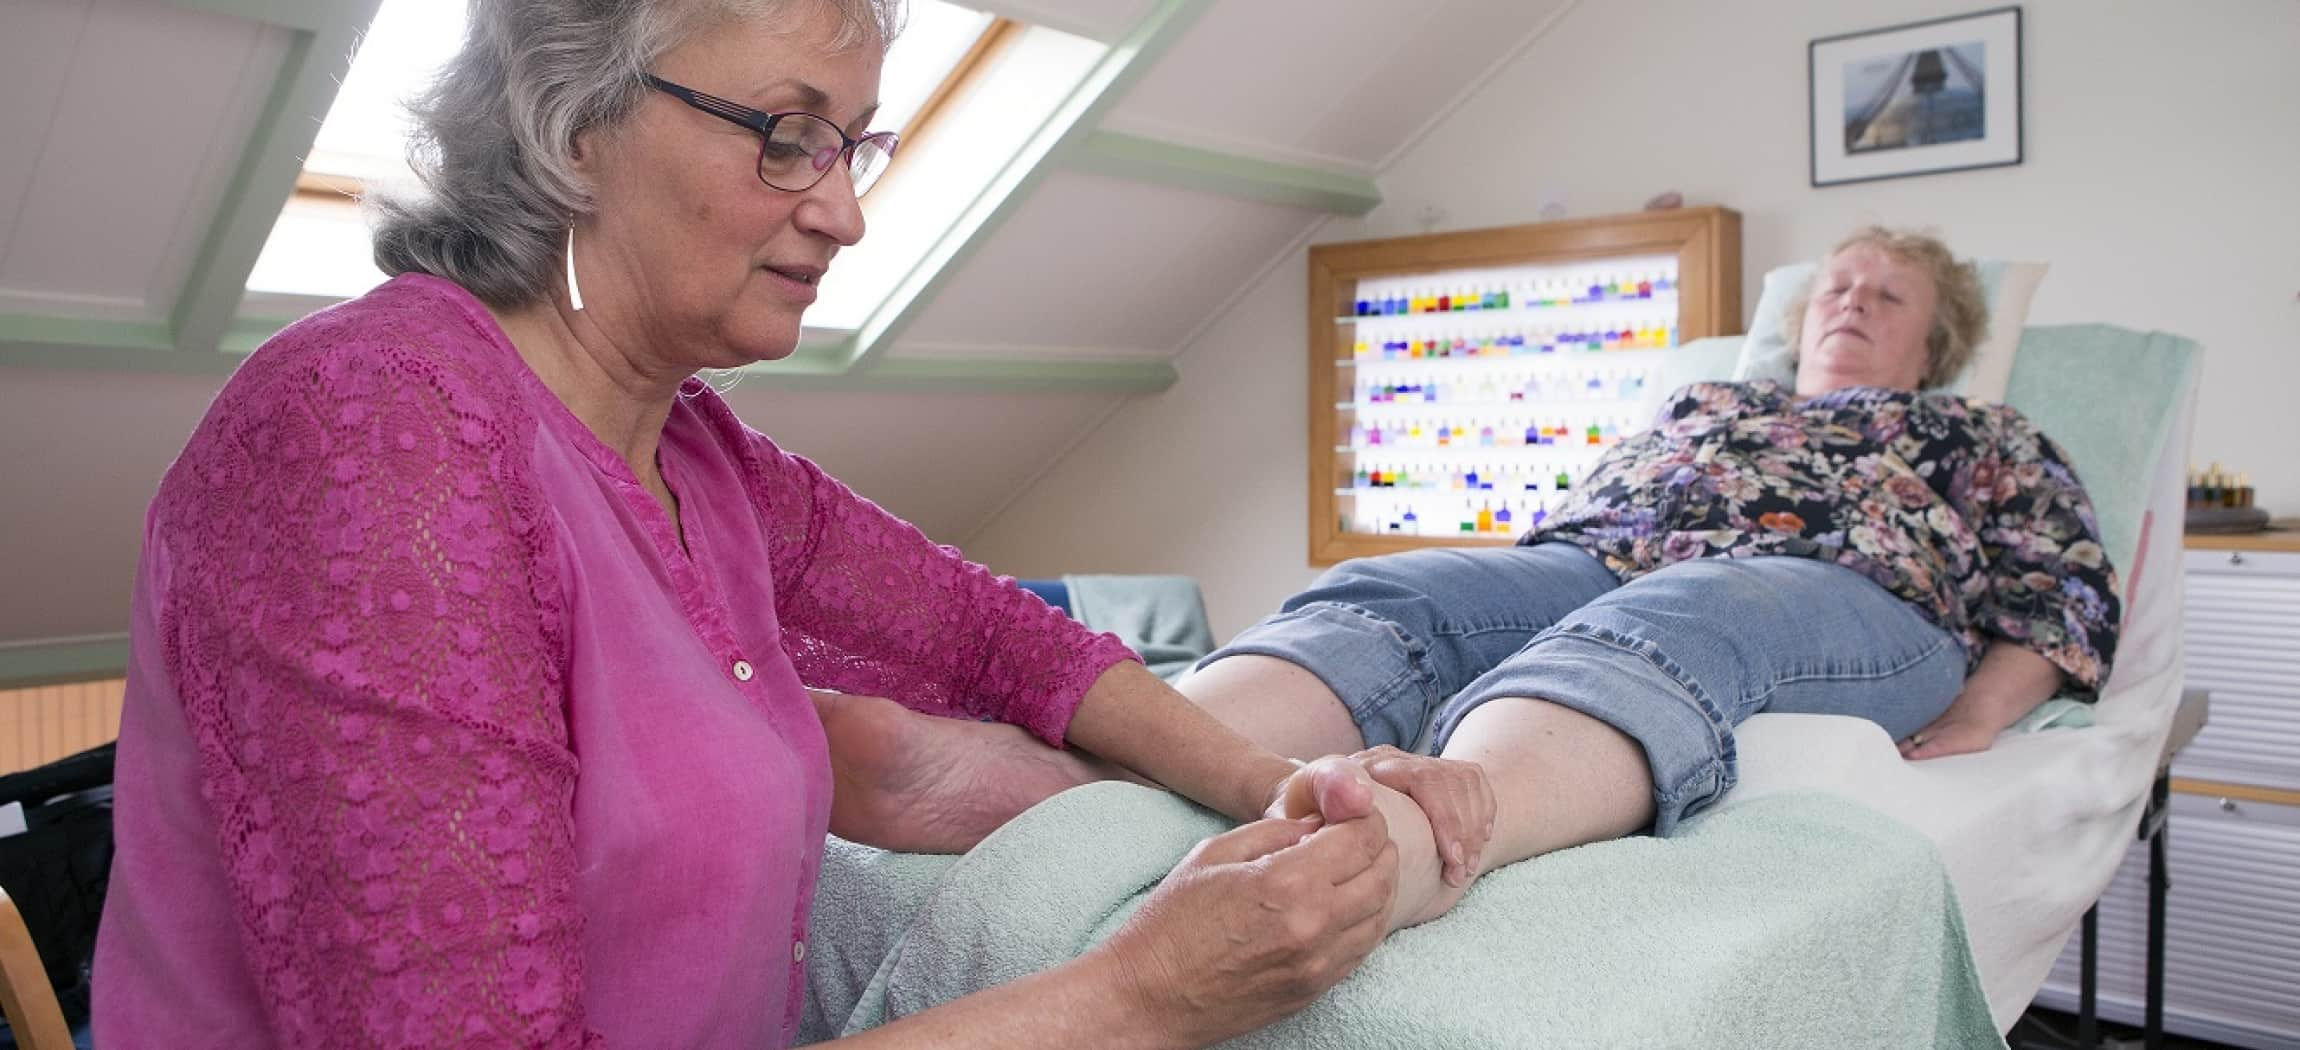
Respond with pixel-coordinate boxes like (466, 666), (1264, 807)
(1717, 379), (2198, 1033)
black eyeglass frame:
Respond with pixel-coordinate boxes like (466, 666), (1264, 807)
(642, 73), (900, 195)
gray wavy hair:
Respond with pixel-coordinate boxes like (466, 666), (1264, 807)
(371, 0), (904, 308)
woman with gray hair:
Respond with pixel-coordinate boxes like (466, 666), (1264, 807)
(92, 1), (1410, 1046)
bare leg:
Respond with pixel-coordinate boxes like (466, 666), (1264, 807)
(1334, 697), (1654, 931)
(1439, 696), (1656, 865)
(1175, 654), (1365, 760)
(811, 690), (1108, 854)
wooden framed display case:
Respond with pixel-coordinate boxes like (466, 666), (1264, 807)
(1307, 206), (1743, 565)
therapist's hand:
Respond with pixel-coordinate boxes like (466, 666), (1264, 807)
(1347, 745), (1494, 888)
(1101, 800), (1398, 1047)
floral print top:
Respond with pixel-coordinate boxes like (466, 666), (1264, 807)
(1530, 379), (2120, 695)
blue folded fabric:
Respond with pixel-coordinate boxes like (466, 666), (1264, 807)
(1061, 574), (1215, 683)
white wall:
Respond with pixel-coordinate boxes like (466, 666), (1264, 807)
(967, 0), (2300, 640)
(0, 370), (220, 641)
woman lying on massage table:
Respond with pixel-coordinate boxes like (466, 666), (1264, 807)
(832, 226), (2120, 944)
(1184, 225), (2123, 929)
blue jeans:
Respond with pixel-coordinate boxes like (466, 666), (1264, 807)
(1203, 544), (1967, 834)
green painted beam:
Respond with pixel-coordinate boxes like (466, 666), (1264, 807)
(1065, 130), (1382, 215)
(738, 354), (1176, 393)
(166, 0), (347, 32)
(0, 339), (250, 376)
(0, 322), (854, 379)
(0, 636), (130, 690)
(170, 0), (381, 354)
(842, 0), (1211, 374)
(0, 314), (174, 353)
(0, 324), (1170, 391)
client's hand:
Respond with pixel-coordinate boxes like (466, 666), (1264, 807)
(1348, 746), (1494, 888)
(1897, 711), (1999, 760)
(1902, 641), (2064, 761)
(1100, 806), (1398, 1046)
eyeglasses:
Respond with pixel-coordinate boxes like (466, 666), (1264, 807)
(643, 74), (900, 197)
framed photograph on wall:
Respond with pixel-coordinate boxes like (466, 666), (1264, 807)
(1810, 6), (2022, 187)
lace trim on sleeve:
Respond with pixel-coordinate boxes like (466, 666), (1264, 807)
(159, 314), (600, 1047)
(711, 405), (1135, 745)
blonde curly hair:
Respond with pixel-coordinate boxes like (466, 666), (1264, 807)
(1781, 227), (1988, 389)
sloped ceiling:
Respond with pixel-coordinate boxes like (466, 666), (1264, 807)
(0, 0), (1575, 659)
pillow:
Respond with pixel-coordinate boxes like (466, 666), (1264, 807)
(1635, 335), (1746, 424)
(1732, 258), (2047, 402)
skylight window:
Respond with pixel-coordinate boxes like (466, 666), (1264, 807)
(246, 0), (1012, 304)
(300, 0), (464, 187)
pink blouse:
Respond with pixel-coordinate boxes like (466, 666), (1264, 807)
(93, 273), (1137, 1048)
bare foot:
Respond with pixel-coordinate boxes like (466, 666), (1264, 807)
(810, 691), (1108, 853)
(1277, 758), (1465, 931)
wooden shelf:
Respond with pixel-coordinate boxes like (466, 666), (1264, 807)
(2182, 520), (2300, 553)
(1306, 206), (1741, 566)
(2169, 777), (2300, 808)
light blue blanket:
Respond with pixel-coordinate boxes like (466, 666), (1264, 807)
(803, 783), (2004, 1048)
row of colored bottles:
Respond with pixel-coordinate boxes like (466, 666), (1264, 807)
(2187, 462), (2256, 510)
(1351, 323), (1674, 360)
(1354, 367), (1648, 406)
(1351, 461), (1585, 493)
(1350, 416), (1635, 450)
(1352, 498), (1557, 537)
(1523, 273), (1675, 307)
(1351, 273), (1677, 317)
(1352, 287), (1512, 317)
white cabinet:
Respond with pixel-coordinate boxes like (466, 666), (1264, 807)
(2032, 545), (2300, 1049)
(2180, 548), (2300, 791)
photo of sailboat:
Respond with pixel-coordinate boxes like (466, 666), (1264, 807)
(1842, 42), (1987, 153)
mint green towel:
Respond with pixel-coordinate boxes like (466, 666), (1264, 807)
(808, 783), (2003, 1049)
(2001, 324), (2198, 577)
